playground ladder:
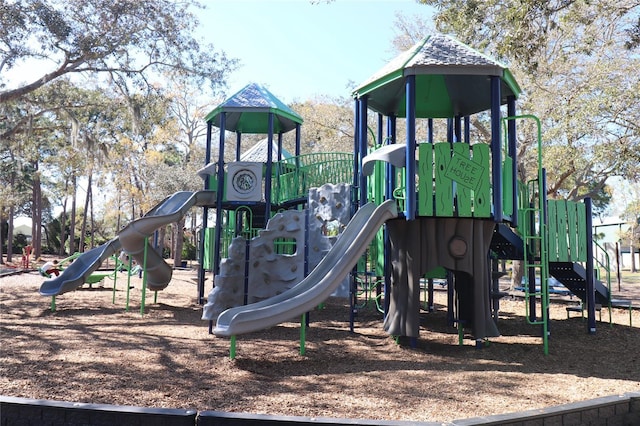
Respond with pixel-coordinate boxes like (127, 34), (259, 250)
(521, 176), (550, 355)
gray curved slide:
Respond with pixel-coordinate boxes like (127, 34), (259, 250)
(39, 190), (216, 296)
(213, 200), (398, 337)
(362, 143), (409, 176)
(39, 238), (122, 296)
(117, 190), (217, 291)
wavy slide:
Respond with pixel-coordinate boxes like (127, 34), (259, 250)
(39, 238), (122, 296)
(213, 200), (398, 337)
(39, 190), (217, 297)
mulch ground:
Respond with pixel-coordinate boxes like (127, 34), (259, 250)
(2, 267), (640, 423)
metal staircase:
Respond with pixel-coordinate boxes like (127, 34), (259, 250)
(548, 261), (610, 306)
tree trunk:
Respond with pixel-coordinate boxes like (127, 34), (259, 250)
(80, 172), (92, 253)
(510, 260), (524, 291)
(631, 225), (637, 273)
(89, 178), (95, 249)
(32, 162), (42, 259)
(173, 217), (186, 267)
(6, 207), (14, 263)
(69, 175), (77, 254)
(58, 176), (69, 256)
(6, 166), (17, 263)
(0, 207), (5, 264)
(59, 201), (67, 256)
(157, 226), (166, 258)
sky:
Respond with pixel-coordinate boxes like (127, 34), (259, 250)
(202, 0), (433, 103)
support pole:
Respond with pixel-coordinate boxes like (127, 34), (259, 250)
(358, 96), (368, 207)
(213, 113), (227, 277)
(490, 76), (503, 222)
(300, 313), (307, 356)
(585, 197), (596, 334)
(405, 75), (416, 220)
(230, 336), (237, 360)
(141, 236), (148, 317)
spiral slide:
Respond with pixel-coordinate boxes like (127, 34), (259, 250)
(39, 190), (217, 297)
(213, 200), (398, 337)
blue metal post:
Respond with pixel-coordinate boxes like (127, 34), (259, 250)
(490, 76), (503, 222)
(387, 115), (396, 200)
(427, 118), (433, 143)
(585, 197), (596, 334)
(358, 96), (368, 207)
(198, 122), (213, 303)
(235, 131), (242, 161)
(213, 112), (226, 276)
(405, 75), (416, 220)
(353, 99), (360, 209)
(243, 239), (250, 305)
(265, 113), (274, 219)
(464, 116), (470, 144)
(507, 96), (518, 227)
(384, 114), (395, 317)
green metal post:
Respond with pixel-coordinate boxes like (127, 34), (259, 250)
(141, 237), (148, 316)
(230, 335), (236, 360)
(125, 256), (133, 311)
(300, 313), (307, 356)
(112, 257), (118, 304)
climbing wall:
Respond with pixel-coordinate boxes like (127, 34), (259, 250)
(202, 210), (306, 321)
(202, 183), (353, 321)
(307, 183), (352, 297)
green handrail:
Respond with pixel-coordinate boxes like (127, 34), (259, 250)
(593, 240), (613, 325)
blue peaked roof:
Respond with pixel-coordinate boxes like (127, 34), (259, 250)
(205, 83), (303, 134)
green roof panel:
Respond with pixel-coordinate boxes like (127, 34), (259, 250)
(205, 83), (303, 134)
(353, 34), (522, 118)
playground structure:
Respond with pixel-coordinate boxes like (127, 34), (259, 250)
(38, 34), (622, 355)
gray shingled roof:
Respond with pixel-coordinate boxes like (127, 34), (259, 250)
(409, 33), (505, 69)
(353, 34), (521, 118)
(240, 138), (293, 163)
(205, 83), (303, 134)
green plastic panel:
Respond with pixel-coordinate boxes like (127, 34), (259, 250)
(547, 201), (558, 261)
(417, 142), (491, 218)
(424, 266), (447, 279)
(502, 156), (514, 216)
(453, 143), (472, 217)
(471, 143), (491, 217)
(567, 202), (578, 261)
(547, 199), (588, 263)
(434, 142), (454, 216)
(577, 202), (587, 261)
(203, 228), (215, 270)
(555, 201), (569, 261)
(418, 143), (434, 216)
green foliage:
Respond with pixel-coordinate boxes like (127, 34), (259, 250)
(12, 234), (29, 255)
(1, 0), (238, 258)
(181, 239), (197, 260)
(409, 0), (640, 206)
